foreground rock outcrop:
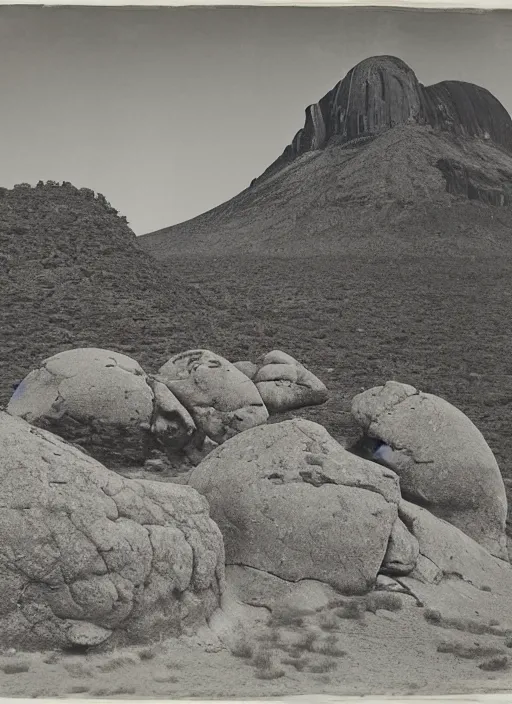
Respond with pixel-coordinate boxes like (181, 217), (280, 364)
(7, 348), (199, 470)
(350, 381), (508, 561)
(189, 419), (401, 594)
(157, 349), (269, 445)
(237, 350), (329, 413)
(0, 411), (225, 650)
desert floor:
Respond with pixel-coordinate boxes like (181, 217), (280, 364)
(1, 590), (512, 699)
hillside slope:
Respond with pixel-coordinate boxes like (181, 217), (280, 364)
(139, 55), (512, 258)
(140, 125), (512, 257)
(0, 181), (211, 406)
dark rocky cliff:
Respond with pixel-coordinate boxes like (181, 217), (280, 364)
(254, 56), (512, 185)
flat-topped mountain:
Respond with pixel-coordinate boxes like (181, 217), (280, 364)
(139, 55), (512, 258)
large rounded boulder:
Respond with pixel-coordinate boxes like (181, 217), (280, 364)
(0, 411), (225, 651)
(157, 349), (268, 444)
(7, 348), (198, 469)
(188, 418), (401, 594)
(236, 350), (329, 414)
(350, 381), (508, 561)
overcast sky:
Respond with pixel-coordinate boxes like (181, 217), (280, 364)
(1, 6), (512, 235)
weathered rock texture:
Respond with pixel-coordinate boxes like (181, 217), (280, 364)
(351, 381), (508, 561)
(157, 349), (268, 444)
(0, 411), (225, 651)
(399, 500), (511, 591)
(7, 348), (198, 470)
(188, 419), (401, 594)
(252, 350), (329, 413)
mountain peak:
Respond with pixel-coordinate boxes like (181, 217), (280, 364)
(255, 56), (512, 185)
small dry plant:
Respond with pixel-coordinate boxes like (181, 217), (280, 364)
(365, 592), (403, 613)
(1, 659), (30, 674)
(478, 655), (509, 671)
(437, 641), (504, 660)
(231, 634), (254, 659)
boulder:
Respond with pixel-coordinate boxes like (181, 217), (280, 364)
(381, 518), (419, 576)
(157, 349), (268, 444)
(253, 350), (328, 413)
(351, 381), (508, 561)
(189, 419), (400, 594)
(7, 348), (199, 469)
(0, 411), (225, 650)
(399, 500), (511, 590)
(225, 565), (340, 613)
(232, 361), (258, 380)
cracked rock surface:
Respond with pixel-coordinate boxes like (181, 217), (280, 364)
(0, 411), (225, 651)
(157, 349), (268, 445)
(7, 348), (200, 471)
(351, 380), (508, 561)
(188, 418), (400, 594)
(399, 500), (512, 597)
(247, 350), (328, 414)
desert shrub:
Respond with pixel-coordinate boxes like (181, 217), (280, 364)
(281, 655), (310, 671)
(252, 647), (273, 670)
(2, 660), (30, 674)
(318, 611), (339, 631)
(365, 592), (403, 613)
(316, 634), (346, 657)
(437, 641), (504, 659)
(255, 667), (286, 680)
(308, 659), (337, 673)
(138, 645), (160, 660)
(231, 635), (254, 659)
(270, 606), (305, 628)
(424, 608), (442, 624)
(336, 600), (365, 620)
(478, 655), (509, 671)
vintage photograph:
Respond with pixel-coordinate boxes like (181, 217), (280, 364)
(0, 4), (512, 699)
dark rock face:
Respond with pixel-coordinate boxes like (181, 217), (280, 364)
(436, 158), (512, 206)
(256, 56), (512, 184)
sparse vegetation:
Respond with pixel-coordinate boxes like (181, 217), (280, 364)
(316, 634), (346, 657)
(424, 610), (505, 636)
(69, 685), (89, 694)
(437, 641), (504, 659)
(365, 592), (403, 613)
(97, 655), (138, 671)
(424, 608), (443, 624)
(307, 659), (337, 673)
(478, 655), (509, 671)
(336, 600), (366, 620)
(252, 647), (273, 670)
(1, 660), (30, 674)
(138, 645), (159, 660)
(254, 667), (286, 680)
(318, 611), (339, 631)
(270, 606), (305, 628)
(231, 635), (254, 659)
(281, 655), (310, 671)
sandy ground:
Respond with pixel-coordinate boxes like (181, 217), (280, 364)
(1, 588), (511, 700)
